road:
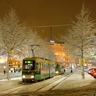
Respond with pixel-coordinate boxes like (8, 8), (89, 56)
(0, 71), (96, 96)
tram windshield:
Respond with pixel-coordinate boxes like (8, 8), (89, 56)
(23, 60), (35, 70)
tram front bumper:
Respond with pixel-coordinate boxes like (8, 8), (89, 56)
(22, 75), (35, 81)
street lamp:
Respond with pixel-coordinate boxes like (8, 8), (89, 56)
(49, 27), (55, 44)
(50, 40), (55, 44)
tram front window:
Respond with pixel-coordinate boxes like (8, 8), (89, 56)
(23, 60), (35, 70)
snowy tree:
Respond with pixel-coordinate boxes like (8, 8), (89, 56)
(0, 8), (55, 79)
(63, 5), (96, 79)
(0, 9), (29, 79)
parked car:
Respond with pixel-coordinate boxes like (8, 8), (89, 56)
(88, 68), (96, 78)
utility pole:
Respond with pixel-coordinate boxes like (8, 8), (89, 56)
(30, 45), (40, 57)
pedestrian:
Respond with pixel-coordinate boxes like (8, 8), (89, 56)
(71, 69), (73, 73)
(4, 70), (6, 74)
(3, 66), (6, 74)
(64, 68), (66, 73)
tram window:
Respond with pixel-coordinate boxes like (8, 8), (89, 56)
(25, 65), (29, 69)
(23, 64), (34, 70)
(35, 63), (40, 74)
(23, 60), (35, 69)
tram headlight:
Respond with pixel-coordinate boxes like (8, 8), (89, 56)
(31, 75), (34, 78)
(22, 75), (25, 78)
(55, 71), (59, 74)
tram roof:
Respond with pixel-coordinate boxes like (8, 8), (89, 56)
(23, 57), (48, 60)
(23, 57), (55, 64)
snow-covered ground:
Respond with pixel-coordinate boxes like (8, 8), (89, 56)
(38, 72), (96, 96)
(0, 71), (22, 80)
(0, 72), (96, 96)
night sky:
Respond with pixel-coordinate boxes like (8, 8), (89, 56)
(0, 0), (96, 41)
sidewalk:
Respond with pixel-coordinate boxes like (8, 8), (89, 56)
(68, 71), (95, 81)
(53, 71), (95, 90)
(0, 71), (22, 81)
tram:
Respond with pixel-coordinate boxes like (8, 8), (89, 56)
(22, 57), (56, 82)
(55, 62), (65, 75)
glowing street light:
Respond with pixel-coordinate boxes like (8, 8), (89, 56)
(50, 40), (55, 44)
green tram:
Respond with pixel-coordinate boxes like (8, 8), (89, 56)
(55, 62), (65, 75)
(22, 57), (56, 82)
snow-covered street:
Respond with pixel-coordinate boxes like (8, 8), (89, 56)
(0, 72), (96, 96)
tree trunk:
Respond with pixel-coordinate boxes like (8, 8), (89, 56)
(6, 53), (10, 80)
(49, 64), (51, 78)
(81, 49), (85, 79)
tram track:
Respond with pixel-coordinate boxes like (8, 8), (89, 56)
(48, 73), (72, 91)
(36, 73), (72, 92)
(1, 73), (72, 96)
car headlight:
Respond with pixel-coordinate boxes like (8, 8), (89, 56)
(31, 75), (34, 78)
(22, 75), (25, 78)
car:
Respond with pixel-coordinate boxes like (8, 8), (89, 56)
(88, 68), (96, 78)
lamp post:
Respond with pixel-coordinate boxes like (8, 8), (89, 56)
(49, 27), (55, 44)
